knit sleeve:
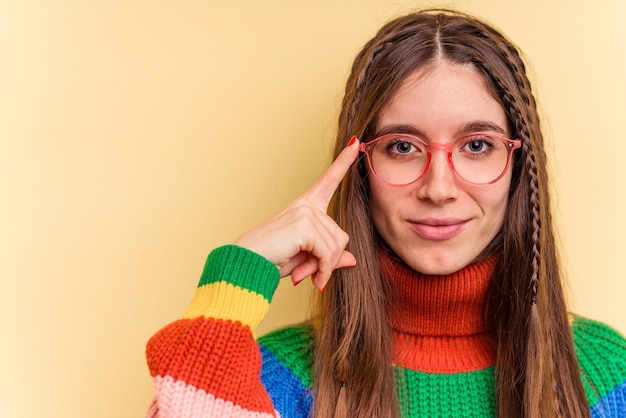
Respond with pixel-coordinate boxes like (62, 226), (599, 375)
(572, 316), (626, 417)
(145, 245), (281, 418)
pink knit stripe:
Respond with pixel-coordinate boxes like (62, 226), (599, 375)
(153, 375), (278, 418)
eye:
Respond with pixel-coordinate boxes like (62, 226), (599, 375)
(466, 140), (487, 152)
(370, 135), (426, 162)
(383, 136), (425, 157)
(390, 141), (416, 154)
(459, 136), (496, 157)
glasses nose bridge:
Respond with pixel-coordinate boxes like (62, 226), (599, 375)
(427, 141), (455, 155)
(425, 141), (456, 173)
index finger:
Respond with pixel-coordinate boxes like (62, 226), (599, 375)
(305, 136), (360, 211)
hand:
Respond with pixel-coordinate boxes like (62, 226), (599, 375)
(234, 137), (360, 291)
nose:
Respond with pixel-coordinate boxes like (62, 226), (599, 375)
(416, 149), (459, 204)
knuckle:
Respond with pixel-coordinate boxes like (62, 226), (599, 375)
(291, 203), (316, 218)
(291, 196), (309, 208)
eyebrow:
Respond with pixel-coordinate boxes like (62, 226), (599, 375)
(374, 120), (509, 140)
(373, 124), (426, 138)
(455, 121), (508, 136)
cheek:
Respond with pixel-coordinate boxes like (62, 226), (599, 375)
(481, 179), (512, 226)
(368, 178), (400, 228)
(368, 180), (387, 222)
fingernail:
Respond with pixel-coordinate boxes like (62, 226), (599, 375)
(347, 135), (357, 147)
(321, 283), (327, 292)
(293, 277), (303, 287)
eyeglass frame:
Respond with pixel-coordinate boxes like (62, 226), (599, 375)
(359, 131), (522, 187)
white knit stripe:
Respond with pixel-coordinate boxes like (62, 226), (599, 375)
(152, 375), (279, 418)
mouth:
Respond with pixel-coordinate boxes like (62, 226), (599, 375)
(408, 218), (469, 240)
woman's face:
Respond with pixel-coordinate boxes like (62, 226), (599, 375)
(368, 60), (513, 275)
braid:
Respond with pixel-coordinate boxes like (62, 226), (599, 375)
(356, 41), (394, 87)
(524, 139), (541, 305)
(494, 40), (543, 309)
(500, 51), (541, 307)
(346, 40), (393, 135)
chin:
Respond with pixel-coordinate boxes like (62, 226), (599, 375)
(411, 261), (462, 275)
(398, 249), (473, 275)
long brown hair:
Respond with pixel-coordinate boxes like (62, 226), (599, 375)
(312, 9), (589, 418)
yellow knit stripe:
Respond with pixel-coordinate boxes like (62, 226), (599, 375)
(183, 281), (270, 330)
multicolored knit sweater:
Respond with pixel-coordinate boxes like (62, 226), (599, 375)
(146, 245), (626, 417)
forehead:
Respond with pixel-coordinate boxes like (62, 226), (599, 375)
(375, 61), (509, 137)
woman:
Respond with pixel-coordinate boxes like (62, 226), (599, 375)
(145, 9), (626, 418)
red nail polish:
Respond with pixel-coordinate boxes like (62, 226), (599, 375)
(347, 136), (357, 147)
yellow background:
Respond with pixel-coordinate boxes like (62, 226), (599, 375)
(1, 1), (624, 417)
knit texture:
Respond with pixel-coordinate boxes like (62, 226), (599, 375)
(379, 246), (497, 373)
(146, 245), (281, 417)
(146, 245), (626, 417)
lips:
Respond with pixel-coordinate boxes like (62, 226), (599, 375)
(408, 218), (469, 240)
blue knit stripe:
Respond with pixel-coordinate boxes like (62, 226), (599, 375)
(260, 345), (313, 417)
(590, 378), (626, 418)
(258, 325), (314, 387)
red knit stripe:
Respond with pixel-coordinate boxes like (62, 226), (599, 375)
(146, 317), (274, 413)
(393, 331), (496, 373)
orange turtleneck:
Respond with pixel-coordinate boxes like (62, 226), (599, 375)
(379, 246), (497, 374)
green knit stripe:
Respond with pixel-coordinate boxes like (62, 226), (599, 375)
(199, 245), (280, 302)
(258, 325), (315, 387)
(572, 316), (626, 407)
(395, 366), (496, 417)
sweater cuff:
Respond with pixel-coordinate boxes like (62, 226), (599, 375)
(183, 245), (281, 331)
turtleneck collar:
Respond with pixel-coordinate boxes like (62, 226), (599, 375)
(379, 245), (497, 373)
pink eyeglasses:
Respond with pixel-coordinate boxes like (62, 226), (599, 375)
(359, 132), (521, 186)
